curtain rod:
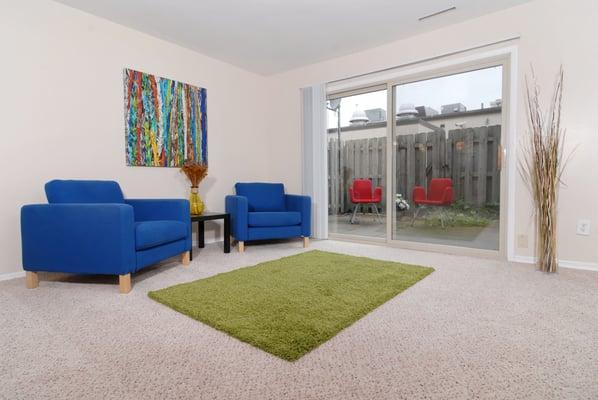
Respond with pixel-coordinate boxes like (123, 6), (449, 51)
(327, 35), (521, 85)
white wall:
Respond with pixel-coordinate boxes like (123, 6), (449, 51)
(0, 0), (272, 276)
(2, 0), (596, 277)
(265, 0), (598, 267)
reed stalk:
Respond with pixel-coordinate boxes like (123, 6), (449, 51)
(519, 67), (569, 273)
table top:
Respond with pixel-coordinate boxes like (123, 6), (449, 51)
(190, 212), (229, 221)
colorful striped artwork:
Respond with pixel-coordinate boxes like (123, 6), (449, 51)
(123, 68), (207, 167)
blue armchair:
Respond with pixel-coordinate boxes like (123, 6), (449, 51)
(21, 180), (191, 293)
(225, 182), (311, 252)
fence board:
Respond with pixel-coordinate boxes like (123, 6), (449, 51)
(327, 125), (501, 213)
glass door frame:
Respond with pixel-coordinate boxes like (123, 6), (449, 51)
(326, 83), (389, 244)
(327, 49), (515, 260)
(385, 55), (511, 259)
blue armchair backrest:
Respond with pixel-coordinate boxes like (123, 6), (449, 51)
(235, 182), (286, 211)
(45, 180), (125, 204)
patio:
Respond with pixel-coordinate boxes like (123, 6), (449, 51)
(328, 212), (500, 251)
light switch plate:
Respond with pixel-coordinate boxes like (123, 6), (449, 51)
(577, 219), (591, 236)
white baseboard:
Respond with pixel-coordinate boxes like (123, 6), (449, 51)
(510, 255), (598, 272)
(0, 271), (25, 282)
(3, 250), (593, 282)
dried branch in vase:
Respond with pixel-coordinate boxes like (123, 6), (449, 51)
(519, 66), (572, 273)
(180, 160), (208, 188)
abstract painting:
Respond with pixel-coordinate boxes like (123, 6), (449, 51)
(123, 68), (207, 167)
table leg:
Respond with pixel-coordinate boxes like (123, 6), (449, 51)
(224, 215), (231, 253)
(198, 220), (205, 248)
(190, 221), (194, 261)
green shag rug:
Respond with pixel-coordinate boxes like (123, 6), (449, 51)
(148, 250), (433, 361)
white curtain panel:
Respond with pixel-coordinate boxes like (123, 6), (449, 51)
(301, 84), (328, 239)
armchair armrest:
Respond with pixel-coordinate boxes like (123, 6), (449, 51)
(21, 204), (136, 275)
(412, 186), (426, 205)
(285, 194), (311, 237)
(225, 195), (248, 241)
(373, 187), (382, 202)
(441, 187), (454, 205)
(349, 186), (355, 202)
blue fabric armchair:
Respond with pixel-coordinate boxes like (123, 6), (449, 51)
(225, 183), (311, 252)
(21, 180), (191, 293)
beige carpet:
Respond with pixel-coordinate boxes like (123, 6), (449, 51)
(1, 240), (597, 400)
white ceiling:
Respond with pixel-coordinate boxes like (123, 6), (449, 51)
(54, 0), (532, 75)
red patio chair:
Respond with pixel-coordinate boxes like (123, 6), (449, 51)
(349, 179), (382, 224)
(411, 178), (454, 227)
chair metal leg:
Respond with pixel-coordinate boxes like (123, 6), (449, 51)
(373, 204), (383, 223)
(350, 204), (360, 224)
(411, 206), (422, 226)
(440, 207), (447, 229)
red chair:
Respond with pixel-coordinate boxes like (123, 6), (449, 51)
(411, 178), (454, 226)
(349, 179), (382, 224)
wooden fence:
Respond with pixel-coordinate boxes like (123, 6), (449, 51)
(328, 125), (501, 214)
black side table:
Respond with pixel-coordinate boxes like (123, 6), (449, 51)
(190, 212), (230, 260)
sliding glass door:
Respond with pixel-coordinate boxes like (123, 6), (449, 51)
(391, 65), (504, 250)
(327, 87), (387, 238)
(326, 57), (509, 255)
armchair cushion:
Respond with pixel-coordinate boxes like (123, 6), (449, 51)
(429, 178), (453, 202)
(45, 180), (125, 204)
(248, 212), (301, 227)
(135, 220), (188, 251)
(235, 183), (285, 212)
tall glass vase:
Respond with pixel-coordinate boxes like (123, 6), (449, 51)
(189, 187), (204, 215)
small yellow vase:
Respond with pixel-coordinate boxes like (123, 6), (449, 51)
(189, 187), (204, 215)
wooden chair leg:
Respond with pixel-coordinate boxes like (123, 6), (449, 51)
(303, 237), (309, 248)
(181, 251), (190, 266)
(119, 274), (131, 294)
(238, 241), (245, 253)
(25, 271), (39, 289)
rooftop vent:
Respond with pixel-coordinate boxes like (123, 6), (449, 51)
(397, 103), (419, 120)
(349, 105), (369, 125)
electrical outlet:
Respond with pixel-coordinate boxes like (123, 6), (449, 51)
(577, 219), (591, 236)
(517, 234), (528, 248)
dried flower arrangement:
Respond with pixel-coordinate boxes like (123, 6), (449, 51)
(519, 66), (571, 273)
(180, 160), (208, 188)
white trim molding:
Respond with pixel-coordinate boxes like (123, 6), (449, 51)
(505, 46), (519, 263)
(327, 38), (520, 93)
(0, 271), (25, 282)
(511, 256), (598, 272)
(326, 45), (519, 260)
